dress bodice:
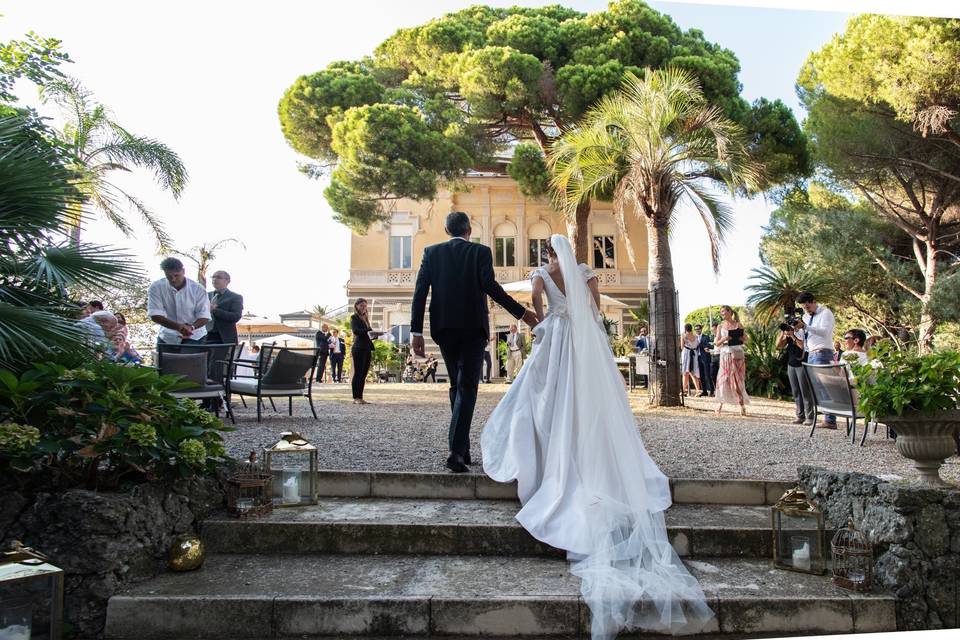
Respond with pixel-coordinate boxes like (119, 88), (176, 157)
(532, 264), (596, 317)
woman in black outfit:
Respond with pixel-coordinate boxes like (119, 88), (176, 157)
(350, 298), (381, 404)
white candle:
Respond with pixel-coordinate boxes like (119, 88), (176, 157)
(282, 470), (300, 504)
(792, 541), (811, 571)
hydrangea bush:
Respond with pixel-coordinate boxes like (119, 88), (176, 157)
(0, 361), (233, 488)
(851, 343), (960, 420)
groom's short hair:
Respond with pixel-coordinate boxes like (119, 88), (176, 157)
(445, 211), (471, 237)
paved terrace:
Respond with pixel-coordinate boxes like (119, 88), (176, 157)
(222, 383), (960, 484)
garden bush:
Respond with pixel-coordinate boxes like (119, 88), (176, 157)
(744, 324), (790, 400)
(0, 360), (232, 489)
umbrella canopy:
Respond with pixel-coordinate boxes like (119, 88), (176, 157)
(254, 333), (314, 347)
(500, 279), (628, 309)
(237, 317), (296, 333)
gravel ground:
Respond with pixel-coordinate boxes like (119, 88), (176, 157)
(223, 382), (960, 484)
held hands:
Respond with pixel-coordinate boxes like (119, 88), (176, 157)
(412, 334), (426, 357)
(178, 323), (194, 338)
(210, 302), (218, 312)
(522, 309), (539, 328)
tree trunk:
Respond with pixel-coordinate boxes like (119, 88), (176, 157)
(646, 219), (682, 407)
(917, 239), (938, 353)
(565, 199), (591, 264)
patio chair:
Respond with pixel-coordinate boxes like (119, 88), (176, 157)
(228, 345), (320, 422)
(157, 342), (239, 424)
(802, 362), (882, 446)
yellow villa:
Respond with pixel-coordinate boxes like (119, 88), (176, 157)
(345, 173), (649, 354)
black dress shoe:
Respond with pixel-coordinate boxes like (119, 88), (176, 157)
(446, 455), (469, 473)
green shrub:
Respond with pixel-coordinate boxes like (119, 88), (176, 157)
(852, 343), (960, 420)
(0, 360), (233, 488)
(744, 324), (790, 400)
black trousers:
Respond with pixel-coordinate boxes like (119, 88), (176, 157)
(330, 353), (344, 382)
(433, 328), (486, 460)
(698, 354), (715, 394)
(351, 348), (372, 399)
(483, 351), (492, 382)
(316, 351), (329, 381)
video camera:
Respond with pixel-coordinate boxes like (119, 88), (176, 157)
(778, 308), (803, 332)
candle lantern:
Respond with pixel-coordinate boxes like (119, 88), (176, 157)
(226, 451), (273, 518)
(771, 487), (825, 575)
(264, 432), (318, 507)
(0, 543), (64, 640)
(831, 519), (873, 591)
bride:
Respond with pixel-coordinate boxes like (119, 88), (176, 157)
(481, 234), (714, 639)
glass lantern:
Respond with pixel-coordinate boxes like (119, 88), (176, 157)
(771, 487), (825, 575)
(226, 451), (273, 519)
(264, 432), (317, 507)
(0, 544), (64, 640)
(832, 519), (873, 592)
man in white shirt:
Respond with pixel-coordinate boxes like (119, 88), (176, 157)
(505, 324), (526, 383)
(147, 257), (211, 345)
(795, 291), (837, 427)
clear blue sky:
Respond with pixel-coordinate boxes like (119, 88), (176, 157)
(1, 1), (853, 321)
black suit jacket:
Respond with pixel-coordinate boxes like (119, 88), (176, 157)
(351, 314), (374, 352)
(315, 330), (330, 353)
(411, 238), (525, 339)
(208, 289), (243, 343)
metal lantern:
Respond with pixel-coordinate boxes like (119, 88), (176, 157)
(0, 543), (64, 640)
(771, 487), (826, 575)
(264, 432), (318, 507)
(226, 450), (273, 518)
(832, 519), (873, 591)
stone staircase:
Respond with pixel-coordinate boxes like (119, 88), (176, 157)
(104, 472), (897, 638)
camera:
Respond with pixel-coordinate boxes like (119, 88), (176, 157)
(778, 308), (803, 332)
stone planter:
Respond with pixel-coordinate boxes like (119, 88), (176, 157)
(881, 409), (960, 487)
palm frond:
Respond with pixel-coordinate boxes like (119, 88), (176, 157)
(746, 262), (834, 323)
(104, 123), (188, 197)
(0, 303), (90, 369)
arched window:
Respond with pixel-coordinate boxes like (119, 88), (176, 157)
(493, 221), (516, 267)
(527, 220), (552, 266)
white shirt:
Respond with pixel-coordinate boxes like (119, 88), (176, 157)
(328, 336), (342, 354)
(798, 304), (835, 353)
(147, 277), (211, 343)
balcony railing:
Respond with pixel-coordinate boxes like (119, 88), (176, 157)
(348, 268), (647, 289)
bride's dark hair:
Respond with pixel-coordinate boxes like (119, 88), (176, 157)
(545, 237), (558, 257)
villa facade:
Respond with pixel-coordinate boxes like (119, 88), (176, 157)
(345, 174), (649, 355)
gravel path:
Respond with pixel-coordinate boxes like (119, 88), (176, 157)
(223, 383), (960, 484)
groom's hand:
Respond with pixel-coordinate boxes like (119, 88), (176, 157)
(412, 335), (426, 357)
(522, 309), (539, 328)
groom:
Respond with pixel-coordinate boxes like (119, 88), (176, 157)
(412, 211), (538, 473)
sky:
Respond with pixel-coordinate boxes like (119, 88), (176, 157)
(2, 0), (946, 322)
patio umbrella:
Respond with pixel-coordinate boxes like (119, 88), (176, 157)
(236, 317), (297, 341)
(254, 333), (314, 347)
(500, 279), (628, 309)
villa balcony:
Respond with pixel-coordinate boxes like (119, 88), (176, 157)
(348, 268), (647, 290)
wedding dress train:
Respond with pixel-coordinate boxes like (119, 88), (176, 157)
(481, 234), (714, 639)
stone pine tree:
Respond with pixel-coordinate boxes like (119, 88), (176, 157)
(278, 0), (808, 261)
(799, 15), (960, 351)
(550, 69), (763, 406)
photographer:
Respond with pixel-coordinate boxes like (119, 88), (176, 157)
(794, 291), (837, 428)
(776, 314), (813, 425)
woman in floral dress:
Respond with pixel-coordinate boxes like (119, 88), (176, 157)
(713, 305), (749, 415)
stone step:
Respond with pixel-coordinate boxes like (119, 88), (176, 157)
(315, 470), (794, 505)
(203, 499), (778, 559)
(104, 554), (896, 638)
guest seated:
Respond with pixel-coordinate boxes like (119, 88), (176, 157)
(840, 329), (869, 366)
(111, 334), (142, 365)
(76, 310), (118, 353)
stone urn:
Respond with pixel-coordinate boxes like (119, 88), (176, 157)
(882, 409), (960, 487)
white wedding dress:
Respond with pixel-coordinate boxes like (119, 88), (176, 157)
(481, 235), (714, 639)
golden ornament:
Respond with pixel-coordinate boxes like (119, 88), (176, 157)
(168, 534), (205, 571)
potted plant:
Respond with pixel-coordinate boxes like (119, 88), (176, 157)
(852, 344), (960, 486)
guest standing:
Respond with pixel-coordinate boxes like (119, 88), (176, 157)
(795, 291), (837, 428)
(694, 324), (715, 396)
(634, 326), (649, 389)
(505, 324), (526, 382)
(714, 305), (749, 415)
(315, 323), (331, 382)
(681, 324), (703, 396)
(328, 329), (345, 382)
(350, 298), (381, 404)
(205, 270), (244, 344)
(147, 257), (210, 346)
(777, 323), (812, 425)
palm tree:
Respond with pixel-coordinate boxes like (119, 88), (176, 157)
(310, 304), (328, 320)
(175, 238), (246, 286)
(41, 78), (188, 249)
(550, 69), (762, 406)
(0, 113), (141, 371)
(745, 262), (833, 324)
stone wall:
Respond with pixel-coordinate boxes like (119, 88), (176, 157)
(0, 477), (224, 638)
(798, 466), (959, 630)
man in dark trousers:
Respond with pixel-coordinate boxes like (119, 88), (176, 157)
(205, 271), (244, 344)
(328, 328), (345, 382)
(314, 323), (331, 382)
(412, 211), (538, 473)
(694, 324), (715, 396)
